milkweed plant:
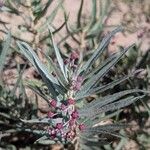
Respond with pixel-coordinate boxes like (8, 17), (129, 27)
(17, 26), (147, 148)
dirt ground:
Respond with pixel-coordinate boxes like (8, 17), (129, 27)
(0, 0), (149, 51)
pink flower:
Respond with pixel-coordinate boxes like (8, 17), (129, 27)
(71, 110), (79, 119)
(51, 130), (56, 139)
(79, 124), (86, 131)
(64, 59), (69, 65)
(75, 82), (82, 91)
(61, 104), (67, 110)
(50, 99), (57, 108)
(70, 51), (79, 60)
(69, 119), (75, 126)
(77, 76), (83, 82)
(47, 111), (55, 118)
(67, 98), (75, 105)
(47, 127), (52, 134)
(56, 123), (63, 130)
(66, 131), (76, 139)
(71, 76), (83, 91)
(48, 128), (56, 139)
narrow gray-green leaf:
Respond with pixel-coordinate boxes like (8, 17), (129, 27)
(77, 0), (84, 28)
(20, 118), (50, 124)
(38, 0), (63, 33)
(84, 52), (117, 80)
(81, 95), (144, 117)
(36, 139), (56, 145)
(86, 0), (97, 31)
(17, 41), (60, 98)
(17, 41), (58, 84)
(92, 124), (128, 131)
(80, 44), (135, 94)
(45, 54), (68, 88)
(0, 32), (11, 73)
(10, 63), (26, 96)
(75, 74), (130, 100)
(84, 127), (125, 138)
(24, 129), (46, 135)
(79, 89), (143, 114)
(34, 135), (48, 143)
(27, 84), (49, 103)
(48, 26), (68, 82)
(91, 110), (123, 127)
(86, 0), (110, 37)
(79, 26), (123, 74)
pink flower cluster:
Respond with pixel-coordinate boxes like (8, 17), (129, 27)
(47, 98), (86, 142)
(64, 51), (79, 70)
(70, 51), (79, 61)
(46, 51), (85, 142)
(71, 76), (84, 91)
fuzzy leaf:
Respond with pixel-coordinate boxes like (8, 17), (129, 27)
(84, 52), (117, 80)
(38, 0), (63, 32)
(90, 110), (123, 127)
(86, 0), (110, 37)
(0, 32), (11, 73)
(17, 41), (61, 98)
(45, 54), (68, 88)
(34, 135), (48, 143)
(80, 136), (109, 149)
(48, 26), (68, 82)
(36, 139), (56, 145)
(77, 0), (84, 28)
(79, 94), (144, 117)
(10, 63), (26, 95)
(27, 84), (49, 103)
(17, 42), (58, 83)
(92, 124), (128, 131)
(94, 95), (145, 115)
(85, 0), (97, 31)
(20, 118), (50, 124)
(24, 129), (46, 135)
(79, 26), (123, 74)
(79, 44), (135, 95)
(85, 96), (144, 116)
(76, 71), (130, 100)
(84, 127), (125, 139)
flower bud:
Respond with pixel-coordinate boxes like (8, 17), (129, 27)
(64, 59), (69, 65)
(51, 130), (56, 139)
(67, 98), (75, 105)
(61, 104), (67, 110)
(50, 99), (57, 108)
(47, 111), (55, 118)
(77, 76), (83, 82)
(70, 51), (79, 60)
(66, 131), (76, 139)
(56, 123), (63, 130)
(71, 110), (79, 119)
(69, 119), (75, 126)
(79, 124), (86, 131)
(73, 82), (82, 91)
